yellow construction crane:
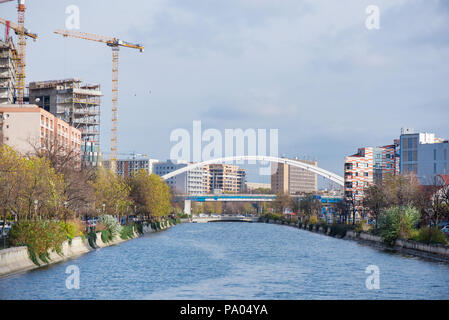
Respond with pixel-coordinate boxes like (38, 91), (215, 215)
(0, 0), (28, 105)
(54, 29), (144, 174)
(0, 17), (37, 40)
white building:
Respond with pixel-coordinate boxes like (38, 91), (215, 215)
(400, 128), (449, 185)
(117, 158), (159, 178)
(153, 160), (204, 195)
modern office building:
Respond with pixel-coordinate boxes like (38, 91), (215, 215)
(153, 160), (205, 195)
(203, 164), (247, 194)
(0, 105), (82, 158)
(400, 128), (448, 185)
(29, 79), (102, 167)
(271, 158), (318, 195)
(0, 40), (18, 105)
(117, 158), (159, 178)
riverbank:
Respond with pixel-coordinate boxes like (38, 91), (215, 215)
(0, 221), (174, 278)
(263, 219), (449, 263)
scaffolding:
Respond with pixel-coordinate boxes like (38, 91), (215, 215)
(29, 78), (102, 167)
(0, 39), (18, 105)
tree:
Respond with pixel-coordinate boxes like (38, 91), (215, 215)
(21, 156), (65, 220)
(298, 195), (322, 220)
(378, 206), (420, 245)
(91, 167), (132, 217)
(146, 174), (173, 219)
(382, 173), (420, 207)
(250, 188), (271, 194)
(30, 135), (95, 218)
(0, 146), (27, 246)
(430, 185), (449, 227)
(273, 192), (294, 214)
(363, 184), (387, 228)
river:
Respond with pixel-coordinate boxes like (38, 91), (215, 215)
(0, 222), (448, 300)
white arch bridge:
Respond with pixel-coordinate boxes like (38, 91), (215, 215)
(162, 156), (344, 186)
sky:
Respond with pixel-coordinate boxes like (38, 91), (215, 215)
(1, 0), (449, 185)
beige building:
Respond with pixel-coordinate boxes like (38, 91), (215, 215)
(271, 158), (318, 194)
(203, 164), (246, 194)
(0, 105), (82, 157)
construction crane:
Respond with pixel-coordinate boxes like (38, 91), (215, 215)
(104, 152), (148, 160)
(0, 17), (37, 41)
(0, 0), (28, 105)
(54, 29), (144, 174)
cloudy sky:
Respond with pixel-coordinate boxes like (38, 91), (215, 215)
(2, 0), (448, 184)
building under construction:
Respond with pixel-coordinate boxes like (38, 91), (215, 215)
(0, 39), (18, 105)
(29, 78), (102, 167)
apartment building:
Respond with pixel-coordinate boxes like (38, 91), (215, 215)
(117, 158), (159, 178)
(203, 164), (246, 194)
(271, 158), (318, 195)
(29, 79), (102, 167)
(344, 142), (400, 215)
(153, 160), (205, 195)
(0, 105), (82, 158)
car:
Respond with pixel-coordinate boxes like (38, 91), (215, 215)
(0, 226), (10, 239)
(438, 222), (449, 229)
(442, 226), (449, 235)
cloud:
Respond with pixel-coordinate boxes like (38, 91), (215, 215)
(2, 0), (447, 181)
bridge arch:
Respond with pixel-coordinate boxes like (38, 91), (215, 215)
(161, 156), (344, 186)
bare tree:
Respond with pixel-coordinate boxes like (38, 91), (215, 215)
(28, 135), (95, 218)
(363, 184), (387, 228)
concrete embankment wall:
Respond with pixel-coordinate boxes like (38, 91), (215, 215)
(345, 230), (449, 262)
(0, 237), (92, 278)
(0, 221), (173, 278)
(264, 220), (449, 263)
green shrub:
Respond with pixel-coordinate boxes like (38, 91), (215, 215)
(9, 221), (67, 266)
(378, 206), (420, 245)
(87, 231), (97, 248)
(329, 224), (349, 238)
(101, 229), (113, 243)
(411, 227), (448, 245)
(98, 215), (122, 238)
(355, 222), (371, 233)
(135, 223), (143, 235)
(262, 213), (282, 221)
(308, 216), (318, 225)
(60, 222), (77, 240)
(120, 226), (135, 240)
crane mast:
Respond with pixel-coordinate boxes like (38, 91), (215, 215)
(54, 29), (144, 173)
(17, 0), (25, 105)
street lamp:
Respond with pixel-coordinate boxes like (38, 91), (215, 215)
(34, 200), (38, 220)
